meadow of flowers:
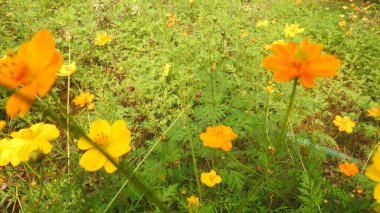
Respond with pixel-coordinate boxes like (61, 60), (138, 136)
(0, 0), (379, 212)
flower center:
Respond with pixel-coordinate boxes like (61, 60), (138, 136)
(94, 132), (109, 146)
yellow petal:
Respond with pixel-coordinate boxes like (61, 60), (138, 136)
(79, 149), (106, 172)
(77, 137), (95, 150)
(107, 120), (132, 156)
(366, 164), (380, 182)
(104, 157), (118, 173)
(89, 120), (111, 140)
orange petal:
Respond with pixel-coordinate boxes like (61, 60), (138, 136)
(35, 52), (63, 96)
(299, 73), (315, 88)
(6, 86), (36, 117)
(308, 55), (340, 77)
(273, 71), (296, 82)
(263, 56), (292, 71)
(272, 42), (297, 59)
(18, 30), (55, 74)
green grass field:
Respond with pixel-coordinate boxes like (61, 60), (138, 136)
(0, 0), (379, 212)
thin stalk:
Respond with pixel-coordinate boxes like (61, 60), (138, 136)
(226, 152), (257, 174)
(189, 137), (203, 202)
(276, 78), (298, 147)
(66, 41), (71, 170)
(33, 166), (44, 213)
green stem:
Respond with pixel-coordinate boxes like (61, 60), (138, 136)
(33, 165), (44, 213)
(226, 152), (257, 175)
(276, 78), (298, 146)
(66, 41), (71, 171)
(189, 137), (203, 202)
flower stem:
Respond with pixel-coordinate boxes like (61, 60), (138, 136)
(66, 41), (71, 171)
(276, 78), (298, 147)
(33, 165), (44, 213)
(189, 136), (203, 202)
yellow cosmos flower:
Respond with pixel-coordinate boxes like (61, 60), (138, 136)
(295, 0), (302, 4)
(10, 123), (60, 161)
(77, 120), (132, 173)
(72, 92), (95, 108)
(58, 62), (77, 77)
(366, 148), (380, 203)
(242, 32), (248, 38)
(333, 115), (355, 133)
(264, 40), (286, 50)
(0, 138), (25, 166)
(0, 120), (6, 130)
(187, 195), (200, 208)
(163, 63), (171, 77)
(339, 21), (346, 27)
(284, 24), (304, 37)
(201, 170), (222, 187)
(263, 85), (274, 94)
(200, 125), (237, 151)
(255, 20), (269, 27)
(95, 32), (112, 46)
(368, 107), (380, 117)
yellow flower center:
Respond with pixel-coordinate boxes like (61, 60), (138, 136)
(94, 132), (109, 146)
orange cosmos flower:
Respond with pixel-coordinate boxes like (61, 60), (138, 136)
(0, 30), (63, 117)
(200, 125), (237, 151)
(339, 161), (359, 176)
(263, 38), (341, 88)
(368, 107), (380, 117)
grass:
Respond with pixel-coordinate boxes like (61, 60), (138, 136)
(0, 0), (379, 212)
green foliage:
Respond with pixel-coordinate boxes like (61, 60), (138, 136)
(0, 0), (379, 212)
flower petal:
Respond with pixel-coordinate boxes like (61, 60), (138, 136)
(79, 149), (107, 172)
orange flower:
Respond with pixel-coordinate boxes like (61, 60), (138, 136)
(368, 107), (380, 117)
(0, 30), (63, 117)
(263, 38), (341, 88)
(339, 161), (359, 176)
(200, 125), (237, 151)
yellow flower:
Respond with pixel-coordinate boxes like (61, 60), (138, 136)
(77, 120), (132, 173)
(263, 85), (274, 94)
(284, 24), (304, 37)
(339, 161), (359, 176)
(264, 40), (285, 50)
(366, 148), (380, 203)
(0, 138), (24, 166)
(0, 120), (6, 130)
(10, 123), (60, 161)
(163, 63), (171, 77)
(72, 92), (95, 108)
(187, 195), (200, 208)
(368, 107), (380, 117)
(339, 14), (345, 18)
(333, 115), (355, 133)
(95, 32), (112, 46)
(188, 0), (195, 4)
(339, 21), (346, 27)
(255, 20), (269, 27)
(200, 125), (237, 151)
(242, 32), (248, 38)
(350, 14), (357, 20)
(201, 170), (222, 187)
(296, 0), (302, 4)
(87, 103), (95, 110)
(342, 6), (348, 10)
(58, 62), (76, 77)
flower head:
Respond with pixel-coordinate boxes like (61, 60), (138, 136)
(58, 62), (76, 77)
(366, 148), (380, 202)
(264, 40), (286, 50)
(368, 107), (380, 117)
(0, 138), (24, 166)
(10, 123), (60, 161)
(201, 170), (222, 187)
(163, 63), (171, 77)
(95, 32), (112, 46)
(242, 32), (248, 38)
(263, 38), (341, 88)
(256, 20), (269, 27)
(200, 125), (237, 151)
(0, 120), (6, 130)
(339, 21), (346, 27)
(187, 195), (200, 208)
(284, 24), (304, 37)
(77, 120), (132, 173)
(0, 30), (63, 117)
(72, 92), (95, 108)
(263, 85), (274, 94)
(339, 161), (359, 176)
(333, 115), (355, 133)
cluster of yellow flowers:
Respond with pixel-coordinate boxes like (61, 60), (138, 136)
(72, 92), (95, 109)
(95, 32), (112, 46)
(0, 123), (59, 166)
